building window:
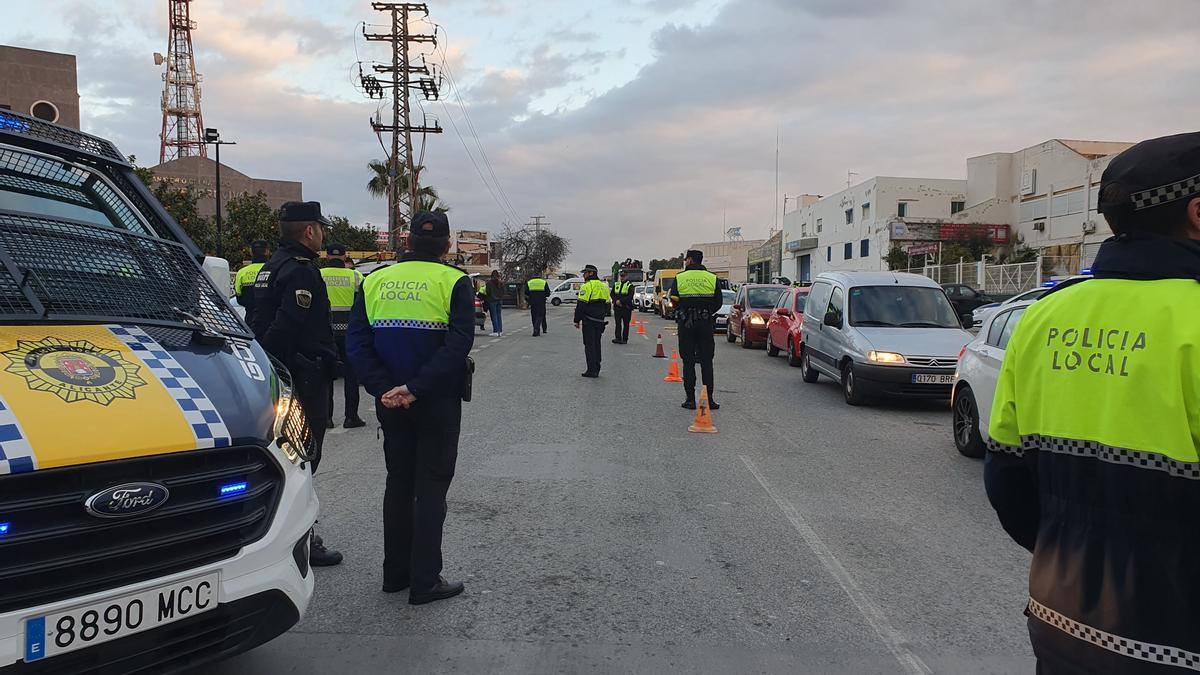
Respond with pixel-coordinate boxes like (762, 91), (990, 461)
(29, 101), (59, 123)
(816, 218), (823, 233)
(826, 246), (831, 262)
(862, 203), (871, 221)
(860, 239), (870, 257)
(951, 200), (965, 215)
(843, 242), (852, 260)
(845, 209), (854, 225)
(897, 201), (908, 217)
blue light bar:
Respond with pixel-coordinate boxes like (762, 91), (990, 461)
(0, 115), (30, 132)
(1042, 280), (1058, 287)
(218, 481), (248, 496)
(0, 522), (10, 536)
(1079, 267), (1093, 276)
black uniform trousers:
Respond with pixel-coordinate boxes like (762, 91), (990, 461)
(293, 365), (331, 472)
(613, 307), (632, 342)
(326, 333), (361, 423)
(582, 319), (605, 374)
(677, 320), (715, 401)
(530, 301), (547, 334)
(378, 396), (461, 591)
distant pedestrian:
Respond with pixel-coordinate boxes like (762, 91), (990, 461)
(346, 210), (474, 606)
(320, 243), (366, 429)
(611, 270), (634, 344)
(671, 249), (722, 410)
(986, 131), (1200, 673)
(573, 264), (610, 377)
(525, 275), (549, 336)
(480, 269), (505, 336)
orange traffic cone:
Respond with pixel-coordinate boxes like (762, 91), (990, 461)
(670, 349), (680, 360)
(664, 354), (683, 382)
(637, 321), (647, 336)
(653, 334), (666, 358)
(688, 386), (718, 434)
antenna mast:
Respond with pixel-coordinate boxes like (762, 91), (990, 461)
(158, 0), (207, 163)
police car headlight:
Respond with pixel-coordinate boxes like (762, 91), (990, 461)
(867, 350), (907, 365)
(272, 382), (315, 465)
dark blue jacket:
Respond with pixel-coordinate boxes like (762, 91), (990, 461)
(345, 253), (476, 400)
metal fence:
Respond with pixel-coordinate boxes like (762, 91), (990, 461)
(893, 256), (1089, 296)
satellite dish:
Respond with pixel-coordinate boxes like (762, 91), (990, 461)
(153, 52), (165, 66)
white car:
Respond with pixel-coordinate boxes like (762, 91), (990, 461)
(549, 278), (584, 306)
(971, 286), (1049, 327)
(951, 299), (1035, 457)
(634, 285), (654, 312)
(713, 289), (736, 332)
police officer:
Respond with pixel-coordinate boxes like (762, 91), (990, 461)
(573, 264), (610, 378)
(346, 211), (474, 605)
(986, 132), (1200, 674)
(320, 243), (366, 429)
(611, 270), (634, 344)
(252, 201), (342, 567)
(234, 239), (270, 326)
(671, 250), (722, 410)
(525, 275), (549, 336)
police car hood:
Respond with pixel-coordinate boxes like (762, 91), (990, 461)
(855, 327), (973, 360)
(0, 324), (276, 475)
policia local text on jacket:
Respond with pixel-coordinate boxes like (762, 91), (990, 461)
(345, 233), (475, 603)
(320, 251), (365, 427)
(985, 132), (1200, 674)
(671, 258), (723, 408)
(525, 277), (549, 336)
(574, 269), (610, 377)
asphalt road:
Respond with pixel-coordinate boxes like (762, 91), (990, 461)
(202, 305), (1034, 675)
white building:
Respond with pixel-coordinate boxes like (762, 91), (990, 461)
(952, 139), (1133, 270)
(688, 239), (765, 284)
(781, 177), (967, 281)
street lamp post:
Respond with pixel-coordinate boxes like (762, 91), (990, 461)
(203, 128), (237, 260)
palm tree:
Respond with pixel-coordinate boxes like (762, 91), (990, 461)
(367, 160), (449, 213)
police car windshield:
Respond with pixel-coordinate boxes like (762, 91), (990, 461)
(849, 286), (961, 328)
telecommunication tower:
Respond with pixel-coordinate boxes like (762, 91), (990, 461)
(157, 0), (207, 163)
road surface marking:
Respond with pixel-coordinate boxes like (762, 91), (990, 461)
(739, 455), (932, 675)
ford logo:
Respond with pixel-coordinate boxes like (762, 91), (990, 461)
(84, 482), (170, 519)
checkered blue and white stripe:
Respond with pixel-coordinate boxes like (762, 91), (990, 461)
(0, 395), (35, 475)
(107, 325), (231, 449)
(372, 318), (449, 330)
(1132, 172), (1200, 211)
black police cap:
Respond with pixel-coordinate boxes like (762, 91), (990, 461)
(1100, 131), (1200, 216)
(326, 243), (347, 256)
(411, 211), (450, 238)
(686, 249), (704, 263)
(279, 201), (331, 226)
(581, 264), (598, 274)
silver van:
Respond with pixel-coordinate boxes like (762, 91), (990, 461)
(799, 272), (973, 405)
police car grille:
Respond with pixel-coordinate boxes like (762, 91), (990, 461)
(0, 446), (283, 613)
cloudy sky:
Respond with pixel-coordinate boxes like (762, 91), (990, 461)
(3, 0), (1196, 267)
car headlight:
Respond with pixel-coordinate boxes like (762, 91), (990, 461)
(749, 314), (766, 325)
(269, 364), (315, 465)
(867, 350), (907, 365)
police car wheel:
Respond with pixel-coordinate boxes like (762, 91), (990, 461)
(953, 387), (986, 458)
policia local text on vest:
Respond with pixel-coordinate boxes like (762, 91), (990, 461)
(320, 244), (366, 429)
(985, 131), (1200, 674)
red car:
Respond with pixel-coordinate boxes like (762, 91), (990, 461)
(765, 286), (810, 366)
(726, 284), (787, 349)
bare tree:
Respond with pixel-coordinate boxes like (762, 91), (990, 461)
(496, 225), (570, 280)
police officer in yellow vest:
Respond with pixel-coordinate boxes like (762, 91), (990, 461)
(986, 132), (1200, 674)
(525, 276), (549, 336)
(346, 211), (474, 606)
(671, 250), (723, 409)
(573, 264), (610, 377)
(234, 239), (270, 327)
(321, 243), (366, 429)
(611, 270), (635, 344)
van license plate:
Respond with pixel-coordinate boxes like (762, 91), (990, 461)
(24, 572), (219, 662)
(912, 374), (954, 384)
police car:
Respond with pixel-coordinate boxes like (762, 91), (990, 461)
(0, 111), (318, 671)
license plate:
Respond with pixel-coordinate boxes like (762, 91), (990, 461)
(24, 572), (218, 662)
(912, 374), (954, 384)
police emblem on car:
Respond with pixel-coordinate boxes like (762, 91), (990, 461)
(84, 482), (170, 518)
(3, 337), (146, 405)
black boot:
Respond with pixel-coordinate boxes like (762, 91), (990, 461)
(409, 577), (464, 605)
(682, 399), (696, 410)
(344, 417), (367, 429)
(310, 533), (343, 567)
(708, 399), (720, 410)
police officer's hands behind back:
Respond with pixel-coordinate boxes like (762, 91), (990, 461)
(382, 384), (416, 409)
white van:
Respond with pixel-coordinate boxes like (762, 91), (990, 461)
(549, 278), (584, 306)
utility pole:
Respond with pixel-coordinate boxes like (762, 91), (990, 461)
(528, 215), (548, 232)
(363, 3), (442, 250)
